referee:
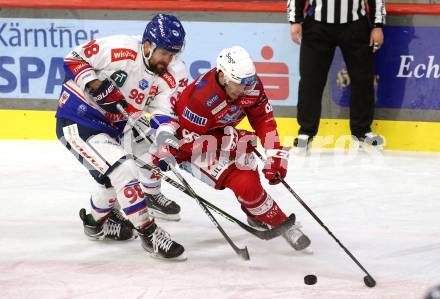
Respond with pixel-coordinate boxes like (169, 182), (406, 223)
(288, 0), (386, 148)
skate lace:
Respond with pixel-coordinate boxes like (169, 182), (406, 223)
(151, 227), (173, 253)
(153, 194), (172, 207)
(103, 219), (121, 238)
(111, 208), (131, 226)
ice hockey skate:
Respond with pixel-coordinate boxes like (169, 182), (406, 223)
(282, 224), (313, 253)
(79, 208), (136, 241)
(138, 221), (186, 261)
(248, 216), (312, 253)
(145, 193), (181, 221)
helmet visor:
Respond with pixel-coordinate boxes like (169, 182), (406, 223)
(239, 74), (257, 91)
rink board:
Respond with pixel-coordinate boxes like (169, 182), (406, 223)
(2, 109), (440, 152)
(1, 9), (439, 152)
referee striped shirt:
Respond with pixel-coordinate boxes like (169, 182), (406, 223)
(287, 0), (386, 26)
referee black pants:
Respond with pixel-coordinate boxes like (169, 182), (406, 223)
(297, 16), (375, 138)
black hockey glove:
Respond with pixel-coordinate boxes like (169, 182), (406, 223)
(88, 79), (127, 114)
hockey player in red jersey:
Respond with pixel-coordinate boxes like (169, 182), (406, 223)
(169, 46), (311, 250)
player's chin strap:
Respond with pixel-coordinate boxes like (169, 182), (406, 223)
(252, 147), (377, 287)
(142, 42), (156, 75)
(116, 104), (250, 260)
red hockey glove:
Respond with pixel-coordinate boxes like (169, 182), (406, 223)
(88, 79), (127, 114)
(262, 149), (289, 185)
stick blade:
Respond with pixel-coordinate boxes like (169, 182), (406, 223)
(256, 213), (296, 240)
(239, 246), (250, 261)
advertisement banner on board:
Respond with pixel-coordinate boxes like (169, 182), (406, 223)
(0, 18), (300, 106)
(330, 26), (440, 110)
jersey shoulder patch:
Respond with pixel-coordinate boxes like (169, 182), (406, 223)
(160, 70), (177, 89)
(165, 58), (189, 89)
(111, 48), (137, 62)
(101, 35), (140, 63)
(238, 96), (258, 107)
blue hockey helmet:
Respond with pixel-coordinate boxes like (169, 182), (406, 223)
(142, 14), (185, 53)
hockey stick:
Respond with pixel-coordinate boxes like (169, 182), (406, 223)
(252, 148), (377, 287)
(117, 104), (250, 260)
(135, 159), (296, 240)
(169, 163), (250, 260)
(114, 105), (295, 240)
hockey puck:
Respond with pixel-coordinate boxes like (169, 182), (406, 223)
(304, 274), (317, 285)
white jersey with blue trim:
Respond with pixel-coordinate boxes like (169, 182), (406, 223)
(56, 35), (188, 137)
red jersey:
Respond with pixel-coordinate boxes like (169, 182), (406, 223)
(175, 68), (281, 153)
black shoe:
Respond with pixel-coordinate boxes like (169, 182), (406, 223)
(145, 193), (181, 221)
(79, 208), (135, 241)
(357, 132), (384, 147)
(294, 134), (312, 149)
(138, 221), (186, 260)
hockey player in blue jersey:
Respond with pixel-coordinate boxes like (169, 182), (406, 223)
(55, 14), (188, 260)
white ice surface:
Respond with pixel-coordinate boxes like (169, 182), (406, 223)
(0, 140), (439, 299)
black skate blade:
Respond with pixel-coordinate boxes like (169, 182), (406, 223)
(142, 246), (188, 262)
(148, 209), (181, 221)
(150, 252), (188, 262)
(253, 213), (296, 240)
